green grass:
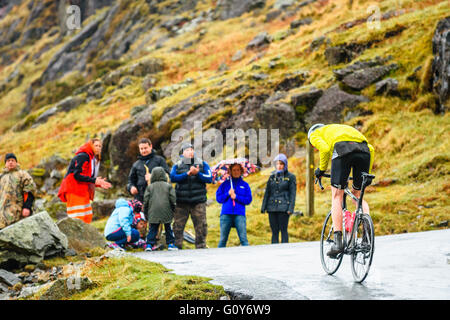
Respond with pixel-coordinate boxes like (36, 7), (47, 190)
(27, 255), (226, 300)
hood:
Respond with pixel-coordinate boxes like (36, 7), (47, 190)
(273, 154), (288, 172)
(76, 142), (94, 159)
(115, 198), (131, 209)
(151, 166), (167, 183)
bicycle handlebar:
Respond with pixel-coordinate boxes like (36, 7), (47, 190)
(315, 173), (353, 190)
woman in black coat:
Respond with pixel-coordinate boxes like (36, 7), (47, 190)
(261, 154), (297, 243)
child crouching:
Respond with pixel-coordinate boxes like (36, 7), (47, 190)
(104, 199), (142, 250)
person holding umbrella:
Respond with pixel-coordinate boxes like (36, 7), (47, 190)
(261, 154), (297, 244)
(216, 162), (253, 247)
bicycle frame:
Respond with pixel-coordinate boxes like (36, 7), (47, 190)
(319, 173), (373, 255)
(341, 175), (372, 254)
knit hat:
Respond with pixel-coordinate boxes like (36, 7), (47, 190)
(4, 153), (17, 163)
(133, 212), (146, 226)
(180, 142), (194, 153)
(128, 200), (143, 213)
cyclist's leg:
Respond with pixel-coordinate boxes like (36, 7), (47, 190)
(330, 155), (351, 231)
(350, 152), (371, 214)
(331, 187), (344, 231)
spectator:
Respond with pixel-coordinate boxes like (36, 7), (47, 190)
(143, 166), (178, 251)
(0, 153), (37, 229)
(58, 139), (111, 223)
(170, 143), (212, 249)
(216, 163), (252, 247)
(127, 138), (170, 203)
(261, 154), (297, 244)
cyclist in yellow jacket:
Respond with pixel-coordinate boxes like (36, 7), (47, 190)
(308, 123), (374, 258)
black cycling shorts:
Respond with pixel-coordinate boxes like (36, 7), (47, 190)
(330, 152), (370, 190)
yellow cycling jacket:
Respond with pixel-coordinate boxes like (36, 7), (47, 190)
(309, 124), (374, 173)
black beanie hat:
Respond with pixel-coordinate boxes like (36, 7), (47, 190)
(4, 153), (17, 163)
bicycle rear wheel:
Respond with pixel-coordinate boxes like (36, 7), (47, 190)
(320, 211), (343, 275)
(350, 213), (375, 283)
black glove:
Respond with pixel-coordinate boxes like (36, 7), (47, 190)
(314, 168), (325, 179)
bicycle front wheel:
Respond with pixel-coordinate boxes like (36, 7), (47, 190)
(320, 211), (343, 275)
(350, 213), (375, 283)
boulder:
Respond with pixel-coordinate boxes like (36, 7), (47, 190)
(0, 269), (21, 287)
(91, 200), (116, 221)
(0, 212), (68, 270)
(305, 84), (369, 124)
(275, 71), (308, 91)
(333, 56), (392, 80)
(274, 0), (294, 10)
(256, 100), (298, 138)
(290, 17), (313, 29)
(246, 32), (272, 51)
(431, 16), (450, 113)
(39, 277), (96, 300)
(127, 58), (164, 77)
(291, 88), (324, 109)
(103, 105), (155, 185)
(32, 95), (85, 127)
(341, 64), (398, 91)
(215, 0), (266, 20)
(309, 36), (330, 52)
(375, 78), (399, 95)
(56, 218), (106, 254)
(325, 46), (354, 66)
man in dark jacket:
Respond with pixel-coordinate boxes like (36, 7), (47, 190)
(127, 138), (170, 203)
(170, 143), (212, 249)
(261, 154), (297, 244)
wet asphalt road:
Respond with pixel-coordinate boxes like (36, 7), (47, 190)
(133, 229), (450, 300)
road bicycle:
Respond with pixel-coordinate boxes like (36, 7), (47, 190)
(317, 172), (375, 283)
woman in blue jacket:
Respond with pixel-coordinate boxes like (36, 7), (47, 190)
(104, 199), (142, 249)
(216, 163), (252, 247)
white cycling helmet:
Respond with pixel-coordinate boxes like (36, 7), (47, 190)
(307, 123), (325, 141)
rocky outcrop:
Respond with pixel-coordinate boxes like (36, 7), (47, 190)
(40, 3), (119, 84)
(32, 96), (85, 127)
(431, 16), (450, 113)
(340, 64), (398, 91)
(57, 218), (106, 254)
(58, 0), (115, 36)
(39, 276), (96, 300)
(333, 56), (398, 91)
(305, 84), (369, 124)
(102, 105), (156, 185)
(246, 32), (271, 51)
(0, 212), (68, 270)
(215, 0), (266, 20)
(91, 199), (116, 220)
(29, 155), (68, 196)
(375, 78), (399, 96)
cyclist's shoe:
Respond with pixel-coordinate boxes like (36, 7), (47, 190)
(327, 231), (343, 259)
(167, 244), (179, 251)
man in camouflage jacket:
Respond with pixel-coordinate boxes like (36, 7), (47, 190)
(0, 153), (36, 229)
